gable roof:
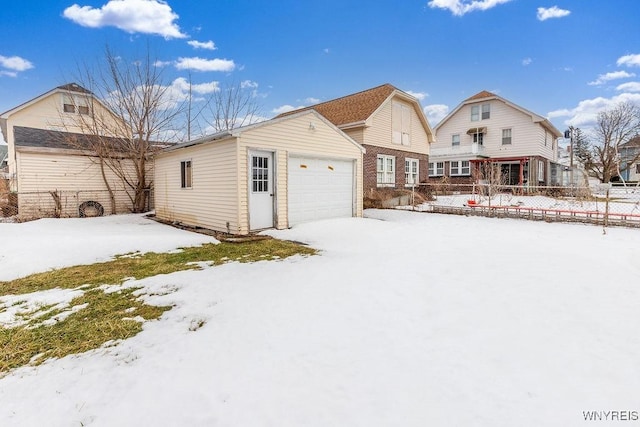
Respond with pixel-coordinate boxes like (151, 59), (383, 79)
(161, 109), (365, 155)
(277, 84), (397, 126)
(275, 83), (434, 142)
(0, 83), (95, 119)
(435, 90), (562, 138)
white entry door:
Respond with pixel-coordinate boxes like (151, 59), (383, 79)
(249, 150), (274, 230)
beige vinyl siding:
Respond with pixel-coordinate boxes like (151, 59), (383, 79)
(15, 150), (135, 217)
(364, 96), (429, 155)
(434, 100), (556, 160)
(154, 139), (240, 233)
(237, 111), (363, 230)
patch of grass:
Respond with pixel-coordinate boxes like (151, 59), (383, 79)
(0, 239), (316, 374)
(1, 239), (316, 296)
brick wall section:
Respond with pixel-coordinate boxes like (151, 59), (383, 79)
(362, 144), (428, 193)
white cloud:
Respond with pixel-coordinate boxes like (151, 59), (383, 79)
(305, 97), (320, 104)
(423, 104), (449, 126)
(617, 54), (640, 68)
(588, 70), (635, 86)
(536, 6), (571, 21)
(171, 77), (219, 95)
(548, 93), (640, 128)
(272, 105), (305, 115)
(616, 82), (640, 93)
(427, 0), (512, 16)
(0, 55), (34, 72)
(187, 40), (216, 50)
(153, 60), (172, 67)
(406, 91), (428, 101)
(175, 57), (235, 72)
(63, 0), (186, 39)
(241, 80), (259, 89)
(522, 57), (533, 66)
(0, 70), (18, 78)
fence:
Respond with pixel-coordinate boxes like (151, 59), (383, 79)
(1, 188), (153, 221)
(407, 183), (640, 228)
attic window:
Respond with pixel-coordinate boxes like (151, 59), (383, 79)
(63, 104), (75, 113)
(78, 105), (90, 115)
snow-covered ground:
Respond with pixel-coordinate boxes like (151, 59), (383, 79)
(1, 211), (640, 426)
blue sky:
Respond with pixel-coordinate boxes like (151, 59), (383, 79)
(1, 0), (640, 141)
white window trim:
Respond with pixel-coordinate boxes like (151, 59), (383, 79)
(405, 158), (419, 186)
(181, 159), (192, 189)
(450, 160), (471, 176)
(452, 134), (460, 146)
(377, 154), (396, 187)
(502, 128), (512, 145)
(428, 161), (444, 177)
(537, 160), (544, 182)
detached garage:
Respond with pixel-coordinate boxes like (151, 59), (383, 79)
(154, 110), (365, 235)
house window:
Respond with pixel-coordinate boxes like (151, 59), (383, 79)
(63, 103), (75, 113)
(392, 102), (411, 145)
(636, 164), (640, 174)
(471, 104), (490, 121)
(181, 160), (192, 188)
(471, 105), (479, 121)
(481, 103), (490, 120)
(473, 132), (484, 145)
(78, 105), (90, 115)
(428, 161), (444, 177)
(405, 158), (419, 185)
(502, 128), (512, 145)
(450, 160), (470, 176)
(537, 160), (544, 182)
(452, 134), (460, 146)
(377, 155), (395, 186)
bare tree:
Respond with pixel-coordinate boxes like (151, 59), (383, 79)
(202, 80), (262, 133)
(61, 46), (183, 213)
(577, 102), (640, 183)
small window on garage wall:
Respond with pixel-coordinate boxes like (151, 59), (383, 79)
(181, 160), (192, 188)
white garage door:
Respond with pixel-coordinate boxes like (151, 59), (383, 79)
(288, 156), (354, 226)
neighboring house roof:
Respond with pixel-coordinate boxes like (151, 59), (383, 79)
(621, 136), (640, 149)
(0, 83), (95, 119)
(13, 126), (169, 153)
(435, 90), (563, 138)
(277, 84), (396, 126)
(162, 109), (365, 154)
(276, 83), (434, 139)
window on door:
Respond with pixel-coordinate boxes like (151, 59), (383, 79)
(473, 132), (484, 145)
(181, 160), (192, 188)
(252, 156), (269, 192)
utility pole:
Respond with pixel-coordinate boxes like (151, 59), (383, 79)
(565, 126), (574, 186)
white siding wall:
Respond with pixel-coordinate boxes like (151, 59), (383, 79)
(434, 100), (556, 160)
(16, 150), (136, 217)
(363, 96), (430, 155)
(154, 139), (240, 233)
(237, 112), (363, 232)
